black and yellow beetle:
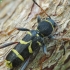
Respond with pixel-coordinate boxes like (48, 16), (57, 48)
(0, 0), (57, 70)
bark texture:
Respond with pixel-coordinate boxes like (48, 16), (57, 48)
(0, 0), (70, 70)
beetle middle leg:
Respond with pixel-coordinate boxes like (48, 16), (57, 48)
(48, 34), (56, 40)
(42, 45), (50, 56)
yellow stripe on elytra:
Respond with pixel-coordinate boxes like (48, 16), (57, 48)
(37, 41), (42, 46)
(28, 41), (33, 53)
(12, 49), (24, 61)
(41, 34), (44, 37)
(27, 31), (32, 36)
(20, 40), (30, 44)
(36, 34), (39, 37)
(36, 29), (45, 37)
(5, 60), (13, 68)
(45, 20), (54, 30)
(20, 39), (33, 53)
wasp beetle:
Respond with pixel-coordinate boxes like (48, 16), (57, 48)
(0, 0), (57, 70)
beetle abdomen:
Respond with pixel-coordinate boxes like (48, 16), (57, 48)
(6, 30), (43, 68)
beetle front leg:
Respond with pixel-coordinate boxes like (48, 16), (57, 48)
(16, 27), (30, 31)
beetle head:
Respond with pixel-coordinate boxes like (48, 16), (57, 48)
(37, 16), (56, 37)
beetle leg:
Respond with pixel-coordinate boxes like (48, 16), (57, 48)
(48, 35), (55, 40)
(16, 28), (30, 31)
(0, 42), (19, 49)
(42, 45), (50, 56)
(19, 57), (30, 70)
(43, 45), (47, 54)
(30, 47), (40, 62)
(37, 15), (41, 23)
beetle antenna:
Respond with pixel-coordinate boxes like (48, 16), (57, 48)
(33, 0), (50, 18)
(16, 28), (30, 31)
(0, 42), (19, 49)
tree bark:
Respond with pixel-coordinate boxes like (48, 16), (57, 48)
(0, 0), (70, 70)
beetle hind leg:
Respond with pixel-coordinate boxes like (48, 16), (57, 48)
(18, 57), (30, 70)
